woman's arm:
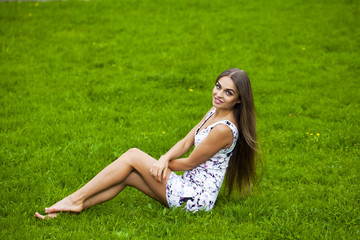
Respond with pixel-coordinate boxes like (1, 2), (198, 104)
(162, 107), (215, 161)
(150, 108), (213, 181)
(168, 124), (234, 171)
(161, 124), (198, 161)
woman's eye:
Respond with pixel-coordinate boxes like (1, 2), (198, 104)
(226, 91), (233, 96)
(216, 84), (221, 89)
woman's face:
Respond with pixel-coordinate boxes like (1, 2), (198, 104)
(212, 76), (241, 110)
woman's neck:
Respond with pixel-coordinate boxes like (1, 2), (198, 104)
(212, 107), (234, 121)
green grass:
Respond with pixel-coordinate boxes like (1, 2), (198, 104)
(1, 0), (359, 239)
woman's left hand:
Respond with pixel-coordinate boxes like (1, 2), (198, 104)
(150, 156), (169, 182)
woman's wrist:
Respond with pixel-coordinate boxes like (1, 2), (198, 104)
(160, 155), (171, 162)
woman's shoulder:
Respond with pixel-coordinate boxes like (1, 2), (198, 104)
(209, 111), (238, 136)
(205, 122), (236, 149)
(210, 120), (238, 135)
(209, 122), (234, 135)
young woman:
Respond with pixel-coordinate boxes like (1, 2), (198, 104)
(35, 68), (258, 219)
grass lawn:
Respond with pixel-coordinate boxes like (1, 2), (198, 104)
(0, 0), (359, 239)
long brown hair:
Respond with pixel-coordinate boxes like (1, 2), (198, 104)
(216, 68), (258, 195)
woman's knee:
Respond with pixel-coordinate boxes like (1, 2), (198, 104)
(125, 148), (142, 159)
(126, 148), (141, 155)
(121, 148), (142, 164)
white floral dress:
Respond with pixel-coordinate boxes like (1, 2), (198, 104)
(166, 109), (238, 211)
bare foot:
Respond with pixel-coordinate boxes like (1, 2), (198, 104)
(34, 212), (59, 220)
(45, 195), (84, 214)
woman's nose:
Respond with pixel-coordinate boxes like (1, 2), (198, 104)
(216, 91), (224, 98)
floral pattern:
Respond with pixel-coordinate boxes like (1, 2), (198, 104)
(166, 109), (238, 211)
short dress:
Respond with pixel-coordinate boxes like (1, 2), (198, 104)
(166, 108), (238, 212)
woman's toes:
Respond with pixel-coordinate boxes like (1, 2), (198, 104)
(34, 212), (45, 220)
(35, 212), (59, 220)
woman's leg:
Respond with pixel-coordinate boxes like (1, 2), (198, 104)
(35, 170), (165, 219)
(42, 148), (171, 214)
(82, 170), (163, 209)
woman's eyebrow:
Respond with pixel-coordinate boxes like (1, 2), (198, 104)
(224, 88), (236, 93)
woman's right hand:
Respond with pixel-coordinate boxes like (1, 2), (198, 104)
(150, 155), (169, 182)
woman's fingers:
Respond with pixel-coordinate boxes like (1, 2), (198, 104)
(150, 165), (161, 182)
(150, 157), (169, 182)
(162, 166), (167, 180)
(150, 161), (167, 182)
(156, 168), (162, 182)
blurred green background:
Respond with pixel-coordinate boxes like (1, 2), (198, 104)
(1, 0), (359, 239)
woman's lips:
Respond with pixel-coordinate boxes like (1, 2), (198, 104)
(214, 97), (223, 104)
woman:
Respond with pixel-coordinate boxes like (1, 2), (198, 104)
(35, 68), (258, 219)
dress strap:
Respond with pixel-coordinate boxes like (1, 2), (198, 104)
(196, 108), (215, 134)
(206, 108), (215, 120)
